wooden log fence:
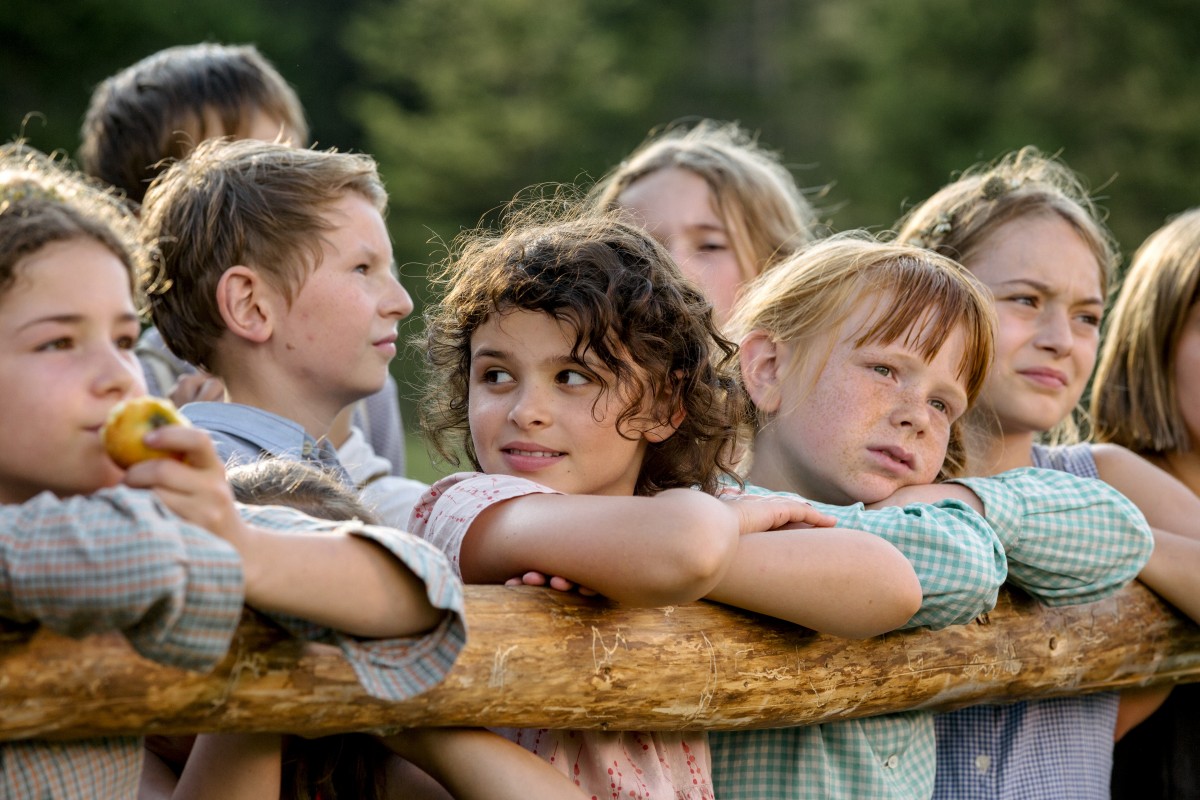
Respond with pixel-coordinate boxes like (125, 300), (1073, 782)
(3, 582), (1200, 742)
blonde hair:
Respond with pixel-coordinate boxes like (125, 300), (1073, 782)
(896, 146), (1118, 295)
(140, 138), (386, 373)
(590, 120), (819, 283)
(730, 234), (996, 477)
(1091, 207), (1200, 454)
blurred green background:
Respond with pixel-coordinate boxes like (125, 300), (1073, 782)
(6, 0), (1198, 481)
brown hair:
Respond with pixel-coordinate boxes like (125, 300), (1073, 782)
(79, 42), (308, 205)
(420, 199), (745, 496)
(590, 119), (820, 283)
(730, 234), (997, 478)
(0, 141), (143, 304)
(1091, 207), (1200, 454)
(226, 457), (388, 800)
(895, 146), (1117, 444)
(140, 137), (386, 373)
(227, 458), (378, 523)
(895, 147), (1117, 293)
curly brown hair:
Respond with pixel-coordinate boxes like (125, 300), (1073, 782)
(420, 200), (745, 496)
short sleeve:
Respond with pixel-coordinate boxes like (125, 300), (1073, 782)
(407, 472), (562, 576)
(951, 467), (1153, 606)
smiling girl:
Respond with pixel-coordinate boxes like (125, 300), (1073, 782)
(409, 204), (924, 798)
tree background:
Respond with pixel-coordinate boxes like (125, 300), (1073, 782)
(5, 0), (1198, 480)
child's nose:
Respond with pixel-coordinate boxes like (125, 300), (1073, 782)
(508, 385), (550, 428)
(95, 346), (143, 398)
(1034, 308), (1073, 356)
(890, 395), (930, 434)
(383, 275), (414, 320)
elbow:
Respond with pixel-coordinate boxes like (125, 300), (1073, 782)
(636, 524), (740, 607)
(831, 558), (924, 639)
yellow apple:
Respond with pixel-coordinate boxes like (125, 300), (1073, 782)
(102, 396), (191, 468)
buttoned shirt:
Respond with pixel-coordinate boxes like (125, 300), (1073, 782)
(182, 401), (352, 486)
(933, 446), (1132, 800)
(710, 466), (1152, 800)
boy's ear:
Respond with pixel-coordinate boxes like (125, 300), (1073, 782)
(216, 266), (275, 344)
(739, 330), (783, 414)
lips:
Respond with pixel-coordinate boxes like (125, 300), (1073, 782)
(502, 445), (566, 459)
(868, 445), (914, 471)
(499, 442), (566, 473)
(1018, 367), (1069, 389)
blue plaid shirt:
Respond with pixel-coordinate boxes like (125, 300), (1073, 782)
(933, 445), (1131, 800)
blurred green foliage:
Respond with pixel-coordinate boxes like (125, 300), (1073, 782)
(6, 0), (1198, 480)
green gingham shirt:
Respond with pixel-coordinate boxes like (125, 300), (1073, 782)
(710, 467), (1153, 800)
(0, 487), (466, 800)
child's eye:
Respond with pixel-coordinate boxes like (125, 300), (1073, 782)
(871, 365), (892, 377)
(482, 368), (514, 384)
(1075, 312), (1102, 328)
(929, 398), (949, 414)
(37, 337), (73, 352)
(698, 241), (727, 253)
(353, 263), (370, 274)
(115, 335), (137, 350)
(1010, 295), (1039, 308)
(557, 369), (591, 386)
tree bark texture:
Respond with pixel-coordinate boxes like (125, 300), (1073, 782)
(4, 582), (1199, 741)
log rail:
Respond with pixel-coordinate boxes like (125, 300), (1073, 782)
(3, 582), (1199, 741)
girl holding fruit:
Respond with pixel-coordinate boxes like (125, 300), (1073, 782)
(0, 141), (467, 800)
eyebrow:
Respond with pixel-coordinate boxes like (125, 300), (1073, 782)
(17, 311), (140, 333)
(993, 278), (1104, 307)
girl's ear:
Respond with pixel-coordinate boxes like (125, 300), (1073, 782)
(216, 266), (276, 344)
(739, 330), (784, 414)
(643, 404), (687, 444)
(643, 370), (688, 444)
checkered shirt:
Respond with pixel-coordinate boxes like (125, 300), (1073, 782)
(933, 444), (1145, 800)
(0, 487), (466, 800)
(711, 464), (1152, 799)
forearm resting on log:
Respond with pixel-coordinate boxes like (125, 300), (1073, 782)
(3, 581), (1198, 742)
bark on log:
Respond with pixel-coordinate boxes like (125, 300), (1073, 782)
(3, 582), (1199, 742)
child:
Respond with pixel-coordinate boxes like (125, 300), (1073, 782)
(1090, 207), (1200, 798)
(895, 148), (1200, 800)
(79, 42), (408, 477)
(408, 204), (980, 798)
(589, 119), (820, 327)
(710, 234), (1154, 799)
(142, 458), (585, 800)
(139, 137), (427, 525)
(0, 142), (464, 800)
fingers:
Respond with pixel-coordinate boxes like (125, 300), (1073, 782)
(724, 494), (834, 534)
(170, 372), (226, 406)
(140, 426), (222, 470)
